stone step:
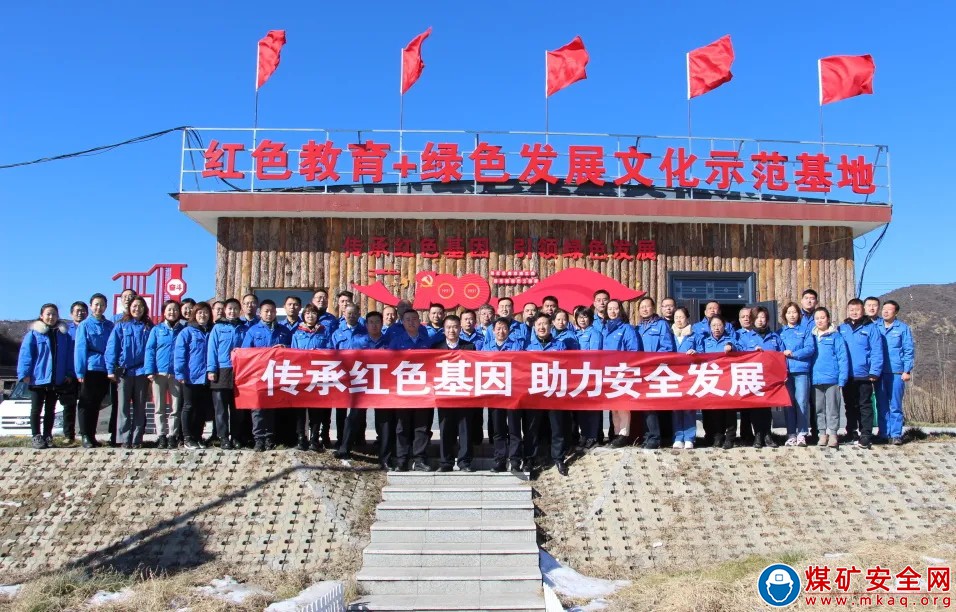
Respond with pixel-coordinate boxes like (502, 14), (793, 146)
(382, 484), (531, 502)
(386, 471), (528, 486)
(375, 500), (534, 522)
(355, 567), (542, 596)
(348, 593), (545, 611)
(370, 519), (537, 544)
(362, 542), (540, 567)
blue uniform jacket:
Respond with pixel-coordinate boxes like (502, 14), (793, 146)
(838, 318), (885, 379)
(280, 317), (301, 333)
(460, 330), (485, 350)
(425, 325), (444, 341)
(878, 319), (915, 374)
(525, 335), (567, 351)
(575, 325), (602, 350)
(673, 326), (698, 353)
(387, 328), (433, 350)
(145, 321), (183, 376)
(554, 328), (580, 350)
(67, 321), (79, 340)
(105, 320), (151, 376)
(637, 316), (676, 352)
(174, 323), (209, 385)
(241, 320), (292, 349)
(74, 316), (114, 377)
(207, 319), (246, 373)
(692, 317), (735, 338)
(351, 333), (388, 350)
(483, 337), (521, 352)
(697, 333), (736, 353)
(601, 319), (641, 352)
(811, 326), (849, 386)
(779, 323), (816, 374)
(735, 328), (784, 353)
(18, 321), (75, 385)
(332, 323), (368, 350)
(482, 319), (527, 349)
(291, 323), (334, 350)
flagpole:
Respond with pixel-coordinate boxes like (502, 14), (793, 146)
(686, 52), (693, 198)
(817, 59), (826, 147)
(544, 49), (550, 196)
(399, 47), (405, 194)
(252, 43), (259, 193)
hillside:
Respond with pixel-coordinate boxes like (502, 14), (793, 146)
(879, 281), (956, 381)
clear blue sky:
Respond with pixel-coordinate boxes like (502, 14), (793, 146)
(2, 1), (952, 319)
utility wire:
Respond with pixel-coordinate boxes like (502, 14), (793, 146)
(0, 126), (190, 170)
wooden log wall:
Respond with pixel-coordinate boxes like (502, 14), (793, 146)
(215, 218), (856, 321)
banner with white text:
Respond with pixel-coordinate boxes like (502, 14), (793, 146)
(232, 348), (789, 410)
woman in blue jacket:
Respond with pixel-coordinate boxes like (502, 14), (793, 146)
(810, 307), (849, 449)
(671, 307), (698, 449)
(206, 298), (247, 450)
(696, 315), (737, 449)
(105, 296), (153, 449)
(175, 302), (213, 450)
(779, 302), (816, 447)
(602, 300), (642, 448)
(18, 304), (75, 449)
(735, 306), (784, 449)
(572, 307), (602, 450)
(291, 303), (335, 451)
(145, 300), (182, 449)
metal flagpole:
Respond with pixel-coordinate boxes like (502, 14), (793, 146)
(686, 52), (693, 198)
(252, 42), (259, 192)
(545, 49), (550, 196)
(817, 59), (826, 148)
(399, 47), (405, 194)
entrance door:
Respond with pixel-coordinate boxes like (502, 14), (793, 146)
(668, 272), (757, 326)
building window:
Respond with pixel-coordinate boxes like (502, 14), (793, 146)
(668, 272), (755, 303)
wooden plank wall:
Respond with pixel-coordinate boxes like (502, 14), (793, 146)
(216, 218), (856, 319)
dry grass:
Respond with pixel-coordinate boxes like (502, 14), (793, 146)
(906, 379), (956, 424)
(605, 542), (955, 611)
(1, 562), (328, 612)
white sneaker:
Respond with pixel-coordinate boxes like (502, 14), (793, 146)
(784, 436), (797, 446)
(684, 441), (694, 449)
(796, 434), (807, 447)
(672, 441), (683, 449)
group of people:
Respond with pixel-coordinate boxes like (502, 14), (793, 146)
(16, 285), (915, 476)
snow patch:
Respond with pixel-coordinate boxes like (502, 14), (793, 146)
(540, 550), (630, 601)
(923, 556), (948, 565)
(265, 581), (344, 612)
(89, 587), (134, 606)
(0, 501), (22, 508)
(0, 584), (22, 598)
(194, 576), (270, 604)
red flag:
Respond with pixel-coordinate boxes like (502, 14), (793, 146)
(256, 30), (286, 90)
(401, 27), (432, 95)
(819, 54), (875, 105)
(546, 36), (589, 97)
(687, 35), (734, 99)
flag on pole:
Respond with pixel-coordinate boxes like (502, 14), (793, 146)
(546, 36), (589, 97)
(687, 35), (735, 99)
(401, 27), (432, 94)
(819, 54), (875, 105)
(256, 30), (286, 90)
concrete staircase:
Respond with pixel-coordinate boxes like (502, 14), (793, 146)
(351, 471), (545, 611)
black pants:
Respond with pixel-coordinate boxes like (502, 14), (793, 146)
(339, 408), (369, 453)
(490, 408), (509, 463)
(212, 389), (250, 444)
(309, 408), (332, 441)
(181, 384), (211, 442)
(508, 409), (540, 463)
(546, 410), (568, 463)
(706, 409), (738, 442)
(843, 379), (874, 443)
(644, 411), (661, 445)
(375, 409), (397, 465)
(750, 408), (773, 437)
(251, 409), (275, 441)
(335, 408), (349, 444)
(438, 408), (474, 468)
(396, 408), (432, 465)
(30, 387), (57, 438)
(575, 410), (601, 441)
(659, 410), (674, 444)
(108, 380), (119, 442)
(471, 408), (486, 446)
(78, 371), (109, 438)
(59, 381), (78, 438)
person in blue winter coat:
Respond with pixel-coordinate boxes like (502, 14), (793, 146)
(671, 307), (699, 449)
(799, 289), (819, 332)
(292, 303), (335, 452)
(524, 313), (570, 476)
(779, 302), (816, 447)
(481, 297), (526, 348)
(18, 304), (75, 449)
(58, 301), (87, 443)
(735, 306), (784, 449)
(602, 299), (642, 448)
(74, 293), (114, 448)
(552, 310), (579, 350)
(424, 304), (446, 341)
(636, 297), (676, 450)
(241, 300), (293, 452)
(571, 306), (603, 450)
(112, 288), (137, 323)
(144, 300), (183, 449)
(810, 307), (849, 449)
(876, 300), (915, 445)
(240, 293), (260, 328)
(458, 309), (487, 447)
(105, 296), (153, 449)
(206, 299), (248, 450)
(330, 304), (368, 448)
(387, 309), (436, 471)
(175, 302), (213, 450)
(695, 315), (737, 449)
(838, 298), (884, 449)
(482, 318), (523, 472)
(309, 289), (339, 335)
(692, 301), (736, 337)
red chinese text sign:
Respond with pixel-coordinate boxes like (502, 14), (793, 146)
(233, 349), (788, 410)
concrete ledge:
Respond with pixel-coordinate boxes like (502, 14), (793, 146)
(348, 593), (546, 611)
(370, 520), (537, 544)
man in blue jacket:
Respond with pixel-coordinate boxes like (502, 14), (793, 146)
(388, 309), (435, 471)
(525, 313), (569, 476)
(876, 300), (915, 445)
(60, 301), (88, 443)
(838, 299), (884, 449)
(482, 297), (525, 348)
(484, 318), (521, 472)
(75, 293), (115, 448)
(459, 309), (486, 447)
(799, 289), (819, 332)
(241, 300), (292, 451)
(331, 304), (368, 448)
(425, 304), (445, 341)
(310, 288), (340, 334)
(636, 297), (677, 450)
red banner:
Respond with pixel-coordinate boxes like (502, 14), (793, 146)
(233, 348), (789, 411)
